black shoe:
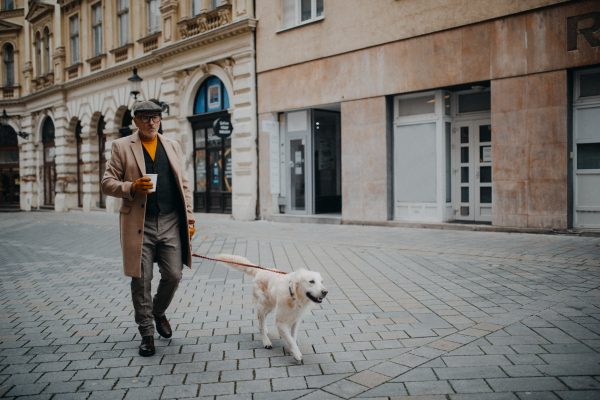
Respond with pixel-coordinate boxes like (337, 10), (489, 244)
(139, 336), (155, 357)
(154, 315), (173, 339)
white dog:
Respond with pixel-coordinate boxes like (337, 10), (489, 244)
(216, 254), (328, 361)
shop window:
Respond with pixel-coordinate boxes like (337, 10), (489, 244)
(92, 3), (103, 57)
(70, 15), (80, 64)
(194, 76), (230, 114)
(0, 124), (19, 205)
(4, 44), (14, 87)
(282, 0), (324, 30)
(458, 91), (491, 114)
(147, 0), (160, 35)
(118, 0), (130, 47)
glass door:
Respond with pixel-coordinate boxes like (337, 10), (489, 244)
(453, 118), (492, 222)
(285, 110), (312, 215)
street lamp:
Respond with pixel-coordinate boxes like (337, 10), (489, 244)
(1, 109), (29, 139)
(127, 67), (169, 115)
(128, 67), (143, 100)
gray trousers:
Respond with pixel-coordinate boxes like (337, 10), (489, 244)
(131, 211), (183, 337)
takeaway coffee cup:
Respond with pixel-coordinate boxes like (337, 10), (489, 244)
(143, 174), (158, 193)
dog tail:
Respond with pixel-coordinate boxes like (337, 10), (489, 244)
(216, 254), (265, 277)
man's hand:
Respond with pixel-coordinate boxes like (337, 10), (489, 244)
(189, 222), (195, 239)
(131, 177), (153, 195)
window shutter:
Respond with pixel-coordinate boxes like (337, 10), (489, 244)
(282, 0), (295, 29)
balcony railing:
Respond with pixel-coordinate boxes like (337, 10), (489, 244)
(138, 32), (161, 54)
(0, 86), (20, 99)
(178, 4), (232, 39)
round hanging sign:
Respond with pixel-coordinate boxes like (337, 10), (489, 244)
(213, 118), (233, 138)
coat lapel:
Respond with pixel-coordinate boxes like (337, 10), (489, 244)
(130, 131), (146, 176)
(158, 134), (180, 182)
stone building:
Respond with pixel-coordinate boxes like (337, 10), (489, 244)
(0, 0), (258, 220)
(256, 0), (600, 230)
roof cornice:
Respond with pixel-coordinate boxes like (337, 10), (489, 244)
(0, 18), (257, 106)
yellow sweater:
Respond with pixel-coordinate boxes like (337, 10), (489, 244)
(140, 135), (157, 161)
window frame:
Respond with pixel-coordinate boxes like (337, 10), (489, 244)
(146, 0), (160, 35)
(280, 0), (324, 32)
(44, 30), (51, 75)
(92, 2), (103, 58)
(2, 0), (14, 11)
(70, 14), (80, 64)
(3, 44), (14, 87)
(36, 33), (42, 77)
(117, 0), (130, 47)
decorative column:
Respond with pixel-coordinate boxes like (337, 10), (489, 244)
(230, 51), (258, 220)
(159, 1), (179, 44)
(53, 105), (78, 212)
(80, 122), (98, 212)
(19, 113), (37, 211)
(103, 118), (121, 214)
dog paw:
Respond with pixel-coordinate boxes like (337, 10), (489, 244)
(291, 350), (303, 362)
(264, 344), (272, 349)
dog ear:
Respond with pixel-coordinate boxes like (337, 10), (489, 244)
(289, 273), (300, 301)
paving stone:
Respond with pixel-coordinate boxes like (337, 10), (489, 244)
(272, 377), (308, 391)
(236, 379), (271, 394)
(87, 389), (127, 400)
(405, 380), (454, 395)
(449, 379), (492, 393)
(124, 386), (163, 400)
(198, 382), (235, 396)
(558, 376), (600, 390)
(486, 377), (567, 392)
(160, 384), (199, 399)
(322, 379), (369, 398)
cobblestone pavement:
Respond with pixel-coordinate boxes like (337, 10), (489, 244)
(1, 211), (600, 400)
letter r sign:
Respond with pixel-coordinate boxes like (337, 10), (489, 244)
(567, 12), (600, 51)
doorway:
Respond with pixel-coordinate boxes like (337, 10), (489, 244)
(453, 118), (492, 222)
(189, 111), (232, 214)
(42, 118), (56, 206)
(283, 109), (341, 215)
(0, 124), (19, 206)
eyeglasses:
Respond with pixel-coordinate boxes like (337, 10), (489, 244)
(138, 115), (161, 123)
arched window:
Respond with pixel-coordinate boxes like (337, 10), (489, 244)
(189, 76), (232, 214)
(4, 44), (14, 87)
(119, 109), (133, 137)
(193, 76), (230, 114)
(36, 33), (42, 77)
(42, 118), (56, 206)
(44, 30), (51, 75)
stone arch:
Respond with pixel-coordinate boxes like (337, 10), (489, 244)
(181, 63), (234, 118)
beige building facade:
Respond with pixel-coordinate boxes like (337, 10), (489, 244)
(256, 0), (600, 230)
(0, 0), (258, 220)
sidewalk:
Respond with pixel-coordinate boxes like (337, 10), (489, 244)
(1, 211), (600, 399)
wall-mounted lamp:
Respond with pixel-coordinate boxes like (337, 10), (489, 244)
(1, 109), (29, 139)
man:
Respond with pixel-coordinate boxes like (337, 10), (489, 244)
(101, 101), (195, 357)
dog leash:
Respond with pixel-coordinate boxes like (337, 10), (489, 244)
(192, 254), (288, 275)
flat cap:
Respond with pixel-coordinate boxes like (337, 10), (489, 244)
(132, 101), (162, 115)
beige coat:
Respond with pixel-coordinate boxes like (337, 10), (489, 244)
(101, 131), (194, 278)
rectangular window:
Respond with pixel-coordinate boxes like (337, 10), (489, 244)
(147, 0), (160, 34)
(191, 0), (201, 16)
(398, 95), (435, 117)
(282, 0), (323, 30)
(210, 0), (223, 11)
(118, 0), (130, 47)
(70, 16), (79, 63)
(3, 0), (14, 10)
(92, 4), (103, 57)
(45, 34), (50, 74)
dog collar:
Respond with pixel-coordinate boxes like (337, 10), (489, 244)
(289, 285), (294, 300)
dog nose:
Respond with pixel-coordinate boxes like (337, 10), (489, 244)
(322, 290), (328, 297)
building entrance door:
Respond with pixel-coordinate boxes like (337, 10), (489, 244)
(286, 132), (311, 214)
(0, 125), (20, 206)
(189, 111), (232, 214)
(453, 118), (492, 222)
